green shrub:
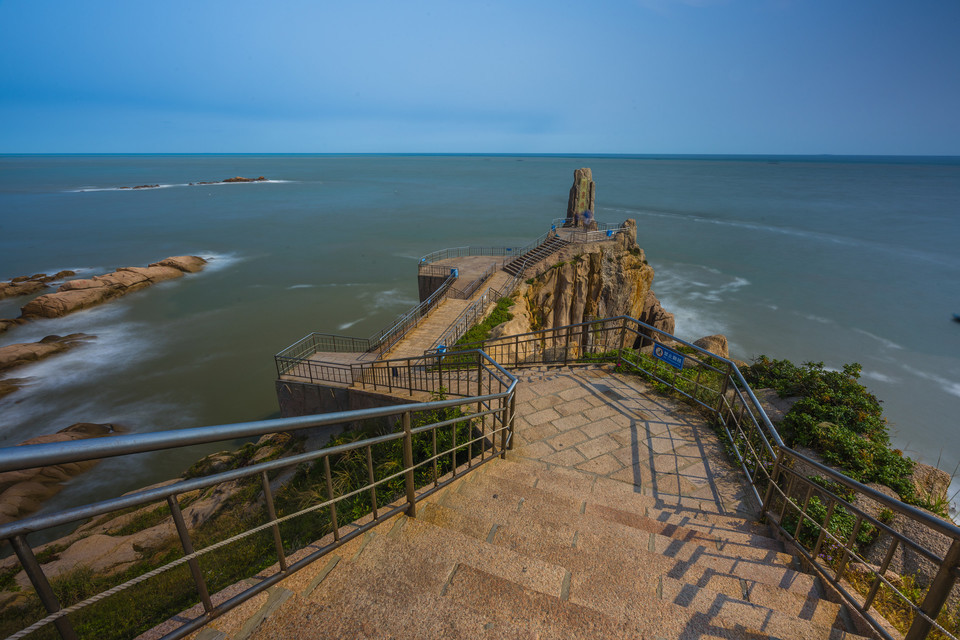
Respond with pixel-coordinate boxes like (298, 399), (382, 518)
(741, 357), (915, 500)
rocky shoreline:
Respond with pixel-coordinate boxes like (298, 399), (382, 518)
(0, 255), (206, 333)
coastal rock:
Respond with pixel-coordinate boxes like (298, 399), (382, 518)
(0, 271), (75, 300)
(692, 334), (729, 359)
(151, 255), (207, 273)
(0, 423), (124, 525)
(639, 290), (675, 341)
(222, 176), (267, 183)
(0, 333), (95, 372)
(20, 256), (206, 319)
(0, 318), (28, 334)
(565, 168), (596, 227)
(909, 461), (951, 504)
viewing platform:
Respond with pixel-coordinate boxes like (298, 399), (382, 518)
(274, 219), (626, 406)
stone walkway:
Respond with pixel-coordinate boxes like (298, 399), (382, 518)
(509, 366), (755, 517)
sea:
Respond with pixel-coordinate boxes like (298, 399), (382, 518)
(1, 154), (959, 520)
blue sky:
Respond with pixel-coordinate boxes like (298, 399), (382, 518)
(1, 0), (958, 154)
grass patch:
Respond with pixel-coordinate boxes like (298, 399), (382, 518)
(455, 297), (514, 347)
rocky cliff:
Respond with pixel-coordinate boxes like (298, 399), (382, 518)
(492, 219), (675, 341)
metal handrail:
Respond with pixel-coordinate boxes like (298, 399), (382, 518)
(0, 349), (517, 640)
(418, 245), (523, 266)
(454, 314), (960, 640)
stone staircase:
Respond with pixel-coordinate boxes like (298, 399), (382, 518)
(502, 236), (569, 278)
(173, 368), (870, 640)
(187, 457), (864, 640)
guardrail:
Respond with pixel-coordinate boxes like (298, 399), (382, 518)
(275, 273), (457, 375)
(448, 262), (497, 300)
(418, 246), (523, 268)
(0, 350), (517, 640)
(454, 315), (960, 640)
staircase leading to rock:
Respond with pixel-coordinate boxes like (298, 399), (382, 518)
(172, 368), (867, 640)
(502, 236), (569, 277)
(195, 457), (861, 640)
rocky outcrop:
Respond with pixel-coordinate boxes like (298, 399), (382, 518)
(0, 423), (124, 525)
(639, 290), (675, 341)
(19, 256), (206, 319)
(0, 271), (76, 300)
(692, 334), (728, 359)
(221, 176), (267, 183)
(0, 334), (95, 373)
(565, 168), (596, 227)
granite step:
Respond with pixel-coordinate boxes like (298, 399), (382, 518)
(442, 481), (822, 599)
(457, 470), (794, 566)
(480, 459), (783, 548)
(419, 498), (849, 632)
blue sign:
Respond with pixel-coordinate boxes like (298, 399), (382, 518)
(653, 343), (684, 370)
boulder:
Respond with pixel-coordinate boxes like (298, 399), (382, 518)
(0, 334), (95, 372)
(18, 256), (205, 319)
(909, 461), (951, 504)
(693, 334), (729, 359)
(0, 423), (124, 524)
(151, 255), (207, 273)
(0, 280), (47, 300)
(639, 290), (675, 340)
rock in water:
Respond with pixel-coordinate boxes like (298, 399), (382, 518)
(20, 256), (206, 319)
(0, 423), (124, 524)
(565, 168), (596, 226)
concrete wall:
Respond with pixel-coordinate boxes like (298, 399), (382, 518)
(275, 380), (409, 425)
(418, 273), (452, 303)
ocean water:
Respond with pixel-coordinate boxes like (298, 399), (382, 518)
(1, 154), (959, 515)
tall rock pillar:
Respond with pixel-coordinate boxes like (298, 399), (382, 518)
(565, 168), (596, 227)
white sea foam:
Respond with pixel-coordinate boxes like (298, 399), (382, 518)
(853, 328), (904, 351)
(801, 313), (833, 324)
(338, 317), (367, 331)
(194, 252), (245, 274)
(861, 370), (898, 384)
(287, 284), (315, 289)
(603, 205), (960, 269)
(69, 180), (296, 193)
(900, 365), (960, 399)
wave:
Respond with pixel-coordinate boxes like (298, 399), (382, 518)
(338, 317), (367, 331)
(287, 284), (315, 290)
(193, 252), (245, 274)
(68, 180), (295, 193)
(861, 370), (899, 384)
(604, 205), (960, 269)
(853, 328), (904, 351)
(900, 365), (960, 399)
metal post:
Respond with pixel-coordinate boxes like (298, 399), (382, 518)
(905, 538), (960, 640)
(10, 535), (78, 640)
(324, 456), (340, 541)
(167, 495), (213, 613)
(506, 391), (517, 453)
(261, 472), (288, 572)
(761, 450), (784, 515)
(717, 362), (732, 417)
(403, 411), (417, 517)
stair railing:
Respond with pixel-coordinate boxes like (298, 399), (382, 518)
(0, 350), (517, 640)
(455, 315), (960, 640)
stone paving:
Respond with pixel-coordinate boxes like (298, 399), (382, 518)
(509, 366), (755, 518)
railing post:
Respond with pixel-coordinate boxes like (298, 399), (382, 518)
(716, 362), (732, 417)
(167, 495), (213, 613)
(261, 472), (288, 572)
(761, 449), (784, 515)
(905, 538), (960, 640)
(507, 391), (517, 452)
(403, 411), (416, 517)
(10, 535), (78, 640)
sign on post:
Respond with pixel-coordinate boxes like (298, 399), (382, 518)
(653, 343), (684, 370)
